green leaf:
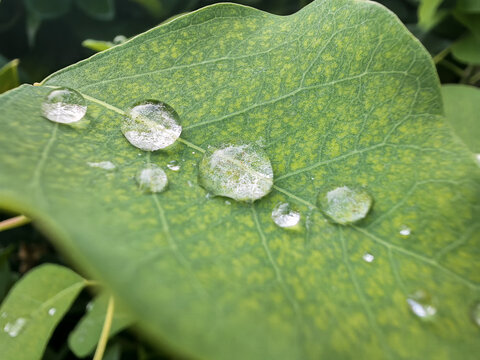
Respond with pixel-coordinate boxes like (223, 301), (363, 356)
(451, 34), (480, 64)
(457, 0), (480, 13)
(0, 59), (19, 94)
(441, 84), (480, 153)
(82, 39), (114, 53)
(1, 1), (480, 359)
(418, 0), (448, 30)
(68, 292), (134, 357)
(0, 264), (86, 360)
(23, 0), (72, 20)
(75, 0), (115, 21)
(454, 11), (480, 38)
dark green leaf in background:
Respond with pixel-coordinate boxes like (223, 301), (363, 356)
(0, 59), (20, 94)
(0, 1), (479, 359)
(75, 0), (115, 21)
(0, 264), (86, 360)
(451, 34), (480, 65)
(23, 0), (72, 20)
(69, 292), (134, 357)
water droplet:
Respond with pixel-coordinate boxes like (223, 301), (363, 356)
(407, 290), (436, 320)
(42, 87), (87, 124)
(136, 164), (168, 193)
(122, 100), (182, 151)
(225, 200), (231, 205)
(87, 161), (116, 170)
(399, 226), (411, 236)
(86, 302), (94, 312)
(187, 180), (193, 187)
(198, 144), (273, 202)
(0, 312), (7, 319)
(472, 302), (480, 327)
(475, 153), (480, 166)
(362, 252), (374, 263)
(48, 308), (56, 316)
(271, 202), (300, 228)
(192, 151), (196, 155)
(3, 317), (27, 337)
(318, 186), (372, 225)
(167, 160), (180, 171)
(113, 35), (127, 44)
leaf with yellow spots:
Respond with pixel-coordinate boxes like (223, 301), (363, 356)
(0, 1), (479, 359)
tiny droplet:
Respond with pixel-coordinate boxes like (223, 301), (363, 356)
(42, 87), (87, 124)
(136, 164), (168, 193)
(318, 186), (372, 225)
(3, 317), (27, 337)
(407, 290), (436, 320)
(400, 226), (411, 236)
(122, 100), (182, 151)
(87, 161), (116, 170)
(362, 253), (374, 263)
(167, 160), (180, 171)
(472, 302), (480, 327)
(198, 143), (273, 202)
(48, 308), (56, 316)
(271, 202), (300, 228)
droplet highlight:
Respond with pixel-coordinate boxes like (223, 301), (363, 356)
(407, 290), (436, 320)
(122, 100), (182, 151)
(87, 161), (116, 170)
(198, 144), (273, 202)
(48, 308), (56, 316)
(42, 87), (87, 124)
(399, 226), (411, 236)
(318, 186), (372, 225)
(271, 202), (300, 228)
(167, 160), (180, 171)
(472, 302), (480, 327)
(362, 252), (374, 263)
(136, 164), (168, 193)
(3, 317), (27, 337)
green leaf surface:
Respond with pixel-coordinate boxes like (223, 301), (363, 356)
(457, 0), (480, 13)
(451, 34), (480, 64)
(1, 1), (480, 359)
(23, 0), (72, 20)
(418, 0), (448, 30)
(0, 59), (20, 94)
(69, 292), (134, 357)
(75, 0), (115, 21)
(0, 264), (86, 360)
(441, 84), (480, 153)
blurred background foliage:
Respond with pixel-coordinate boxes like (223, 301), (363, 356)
(0, 0), (479, 359)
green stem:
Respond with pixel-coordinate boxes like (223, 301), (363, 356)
(468, 69), (480, 85)
(93, 296), (115, 360)
(432, 46), (451, 64)
(438, 60), (465, 78)
(177, 138), (206, 153)
(0, 215), (30, 232)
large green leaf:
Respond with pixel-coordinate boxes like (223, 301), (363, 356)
(451, 34), (480, 65)
(0, 264), (86, 360)
(0, 1), (479, 359)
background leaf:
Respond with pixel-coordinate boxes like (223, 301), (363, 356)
(451, 34), (480, 65)
(68, 292), (134, 357)
(23, 0), (72, 20)
(0, 1), (479, 359)
(0, 59), (20, 94)
(0, 264), (86, 360)
(441, 84), (480, 153)
(75, 0), (115, 21)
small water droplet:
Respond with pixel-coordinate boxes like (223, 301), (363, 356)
(271, 202), (300, 228)
(407, 290), (436, 320)
(42, 87), (87, 124)
(3, 317), (27, 337)
(0, 312), (7, 319)
(48, 308), (56, 316)
(225, 200), (231, 205)
(122, 100), (182, 151)
(113, 35), (127, 44)
(362, 252), (374, 263)
(205, 192), (214, 200)
(198, 144), (273, 202)
(187, 180), (193, 187)
(475, 153), (480, 166)
(399, 226), (411, 236)
(472, 302), (480, 327)
(136, 164), (168, 193)
(192, 151), (196, 155)
(318, 186), (372, 225)
(167, 160), (180, 171)
(87, 161), (116, 170)
(86, 302), (94, 312)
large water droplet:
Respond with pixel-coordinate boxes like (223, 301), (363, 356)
(271, 202), (300, 228)
(87, 161), (116, 170)
(136, 164), (168, 193)
(121, 100), (182, 151)
(362, 252), (374, 263)
(3, 317), (27, 337)
(472, 302), (480, 327)
(318, 186), (372, 225)
(48, 308), (56, 316)
(167, 160), (180, 171)
(42, 87), (87, 124)
(198, 144), (273, 202)
(407, 290), (436, 320)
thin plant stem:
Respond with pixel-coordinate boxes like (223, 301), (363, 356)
(432, 46), (451, 64)
(93, 296), (115, 360)
(0, 215), (30, 232)
(438, 59), (465, 78)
